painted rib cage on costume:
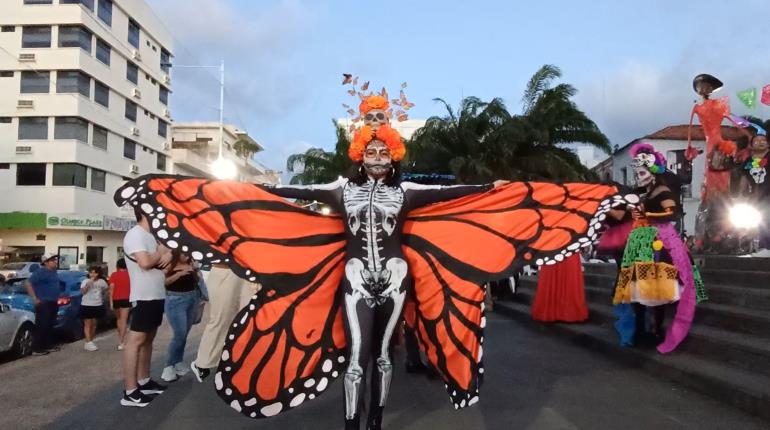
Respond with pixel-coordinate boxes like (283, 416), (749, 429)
(114, 174), (626, 419)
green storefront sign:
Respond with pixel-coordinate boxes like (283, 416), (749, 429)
(0, 212), (47, 229)
(47, 214), (104, 230)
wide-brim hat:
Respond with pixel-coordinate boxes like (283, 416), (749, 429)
(692, 74), (723, 94)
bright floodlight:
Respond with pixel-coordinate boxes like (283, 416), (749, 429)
(320, 207), (331, 215)
(729, 203), (762, 229)
(211, 157), (237, 180)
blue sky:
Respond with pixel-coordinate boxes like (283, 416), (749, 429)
(147, 0), (770, 172)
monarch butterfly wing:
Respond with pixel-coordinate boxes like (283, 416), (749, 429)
(114, 174), (348, 417)
(402, 182), (624, 408)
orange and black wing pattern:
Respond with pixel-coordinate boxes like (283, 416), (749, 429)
(114, 174), (348, 418)
(402, 182), (623, 408)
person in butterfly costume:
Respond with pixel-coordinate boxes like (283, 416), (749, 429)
(114, 93), (628, 429)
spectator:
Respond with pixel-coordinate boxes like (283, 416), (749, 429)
(161, 250), (200, 382)
(80, 266), (108, 351)
(190, 265), (258, 382)
(121, 208), (172, 408)
(24, 253), (61, 356)
(109, 258), (131, 350)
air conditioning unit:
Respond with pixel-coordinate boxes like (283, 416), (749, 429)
(131, 88), (141, 99)
(17, 99), (34, 109)
(15, 146), (32, 154)
(131, 49), (141, 60)
(162, 108), (170, 118)
(130, 127), (140, 136)
(163, 74), (171, 85)
(18, 53), (36, 62)
(163, 142), (171, 151)
(129, 164), (139, 174)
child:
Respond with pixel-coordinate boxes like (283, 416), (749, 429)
(109, 258), (131, 350)
(80, 266), (108, 351)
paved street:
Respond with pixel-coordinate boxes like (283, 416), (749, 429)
(1, 312), (766, 430)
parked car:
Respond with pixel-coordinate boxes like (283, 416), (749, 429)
(0, 270), (113, 341)
(0, 302), (35, 357)
(0, 262), (41, 280)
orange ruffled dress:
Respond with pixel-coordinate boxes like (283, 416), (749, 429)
(531, 254), (589, 322)
(692, 98), (735, 201)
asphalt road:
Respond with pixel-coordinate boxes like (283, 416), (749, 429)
(1, 312), (766, 430)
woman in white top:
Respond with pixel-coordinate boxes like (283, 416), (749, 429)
(80, 266), (108, 351)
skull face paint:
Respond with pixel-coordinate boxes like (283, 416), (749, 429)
(363, 140), (392, 179)
(749, 167), (766, 184)
(364, 109), (388, 130)
(632, 153), (655, 187)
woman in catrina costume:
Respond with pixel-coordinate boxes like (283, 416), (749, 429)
(114, 80), (628, 429)
(611, 143), (707, 353)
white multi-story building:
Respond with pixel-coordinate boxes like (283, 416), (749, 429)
(0, 0), (173, 270)
(171, 122), (280, 184)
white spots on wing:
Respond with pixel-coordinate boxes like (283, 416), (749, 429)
(468, 396), (479, 406)
(309, 394), (315, 400)
(567, 242), (581, 251)
(221, 350), (230, 361)
(304, 378), (315, 388)
(151, 219), (160, 229)
(192, 251), (203, 261)
(288, 387), (294, 394)
(157, 230), (168, 239)
(536, 259), (544, 266)
(230, 400), (241, 412)
(120, 187), (135, 199)
(322, 359), (333, 373)
(316, 377), (328, 392)
(250, 412), (256, 418)
(478, 346), (483, 361)
(244, 398), (257, 407)
(460, 399), (466, 408)
(225, 388), (232, 395)
(228, 334), (235, 340)
(261, 402), (283, 417)
(624, 194), (640, 204)
(249, 304), (255, 311)
(206, 252), (213, 258)
(240, 313), (249, 324)
(167, 240), (178, 249)
(141, 203), (153, 214)
(338, 356), (345, 363)
(332, 371), (339, 378)
(290, 393), (306, 407)
(214, 372), (223, 390)
(554, 254), (564, 262)
(480, 317), (486, 328)
(182, 246), (189, 252)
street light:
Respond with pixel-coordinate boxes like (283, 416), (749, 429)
(163, 60), (237, 179)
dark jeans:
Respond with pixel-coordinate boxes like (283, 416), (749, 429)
(33, 300), (58, 352)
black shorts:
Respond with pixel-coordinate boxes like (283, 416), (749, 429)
(112, 299), (130, 309)
(79, 305), (105, 320)
(129, 300), (165, 333)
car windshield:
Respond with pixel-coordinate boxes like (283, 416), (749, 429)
(1, 263), (27, 270)
(0, 278), (28, 295)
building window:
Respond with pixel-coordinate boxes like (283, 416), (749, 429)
(54, 117), (89, 142)
(93, 124), (108, 150)
(0, 117), (11, 123)
(0, 71), (13, 77)
(56, 70), (90, 97)
(126, 61), (138, 84)
(94, 80), (109, 107)
(620, 167), (628, 186)
(24, 0), (53, 4)
(1, 26), (15, 32)
(16, 163), (47, 186)
(128, 19), (140, 48)
(156, 153), (167, 171)
(20, 71), (50, 93)
(97, 0), (112, 26)
(18, 117), (48, 140)
(53, 163), (87, 187)
(58, 25), (92, 52)
(60, 0), (94, 11)
(95, 38), (110, 65)
(22, 26), (51, 48)
(159, 86), (169, 105)
(90, 168), (106, 191)
(160, 48), (171, 73)
(125, 100), (137, 122)
(124, 138), (136, 159)
(157, 119), (168, 138)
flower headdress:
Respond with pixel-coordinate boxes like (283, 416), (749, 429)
(340, 74), (415, 132)
(630, 142), (667, 174)
(349, 124), (405, 162)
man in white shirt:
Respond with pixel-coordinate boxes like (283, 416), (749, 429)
(120, 208), (172, 408)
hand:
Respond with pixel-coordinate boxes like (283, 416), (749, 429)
(157, 251), (173, 269)
(630, 205), (644, 220)
(493, 180), (509, 188)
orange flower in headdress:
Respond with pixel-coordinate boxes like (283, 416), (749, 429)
(359, 95), (390, 115)
(349, 124), (405, 162)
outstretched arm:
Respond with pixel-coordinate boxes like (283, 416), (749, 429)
(402, 181), (499, 209)
(260, 178), (345, 206)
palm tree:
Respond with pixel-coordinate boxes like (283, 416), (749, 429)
(286, 120), (353, 184)
(408, 64), (608, 183)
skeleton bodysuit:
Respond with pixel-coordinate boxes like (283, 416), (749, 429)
(267, 177), (491, 429)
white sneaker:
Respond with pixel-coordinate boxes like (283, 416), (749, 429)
(84, 341), (98, 351)
(173, 362), (190, 376)
(161, 365), (178, 382)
